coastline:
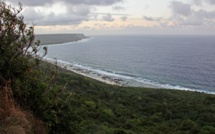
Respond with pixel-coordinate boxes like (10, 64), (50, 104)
(39, 35), (160, 88)
(52, 59), (215, 95)
(44, 58), (126, 86)
(35, 34), (118, 86)
(45, 58), (215, 95)
(41, 36), (215, 95)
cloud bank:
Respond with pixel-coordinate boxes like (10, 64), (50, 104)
(7, 0), (122, 6)
(170, 1), (191, 16)
(6, 0), (122, 25)
(170, 1), (215, 26)
(4, 0), (215, 35)
(102, 13), (114, 22)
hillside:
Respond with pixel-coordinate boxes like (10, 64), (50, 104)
(2, 61), (215, 133)
(25, 64), (215, 134)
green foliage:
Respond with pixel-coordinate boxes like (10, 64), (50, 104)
(0, 2), (49, 103)
(101, 108), (115, 117)
(0, 2), (46, 81)
(201, 126), (215, 134)
(29, 66), (215, 134)
(0, 2), (49, 132)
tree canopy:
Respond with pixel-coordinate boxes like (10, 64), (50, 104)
(0, 2), (46, 84)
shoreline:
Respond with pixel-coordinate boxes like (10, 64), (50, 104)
(40, 37), (215, 95)
(44, 58), (126, 86)
(44, 58), (215, 95)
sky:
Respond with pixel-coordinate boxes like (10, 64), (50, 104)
(3, 0), (215, 35)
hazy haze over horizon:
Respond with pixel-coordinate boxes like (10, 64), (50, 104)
(4, 0), (215, 35)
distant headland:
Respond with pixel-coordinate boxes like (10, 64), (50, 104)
(35, 34), (88, 45)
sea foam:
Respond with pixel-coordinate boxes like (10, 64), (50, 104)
(44, 57), (215, 95)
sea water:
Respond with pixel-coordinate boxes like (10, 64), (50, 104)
(44, 35), (215, 94)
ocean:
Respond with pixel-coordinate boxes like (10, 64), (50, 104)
(43, 35), (215, 94)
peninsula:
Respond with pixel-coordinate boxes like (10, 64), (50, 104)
(35, 34), (88, 45)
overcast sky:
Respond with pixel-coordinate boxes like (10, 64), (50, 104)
(4, 0), (215, 35)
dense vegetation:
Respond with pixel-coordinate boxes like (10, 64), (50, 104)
(1, 2), (215, 134)
(0, 2), (48, 133)
(30, 66), (215, 134)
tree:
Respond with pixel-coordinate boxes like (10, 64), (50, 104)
(0, 2), (51, 133)
(0, 2), (47, 82)
(0, 2), (47, 114)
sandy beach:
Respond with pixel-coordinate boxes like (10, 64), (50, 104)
(44, 58), (128, 86)
(43, 58), (167, 89)
(44, 58), (213, 95)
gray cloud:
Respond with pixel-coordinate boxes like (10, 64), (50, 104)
(38, 14), (88, 25)
(102, 13), (114, 22)
(41, 14), (88, 25)
(143, 16), (154, 21)
(6, 0), (53, 6)
(90, 13), (128, 21)
(193, 0), (202, 5)
(120, 16), (127, 21)
(66, 4), (91, 17)
(5, 0), (122, 26)
(189, 10), (215, 25)
(112, 6), (125, 10)
(169, 1), (215, 26)
(22, 8), (43, 21)
(180, 14), (203, 26)
(24, 11), (89, 26)
(143, 16), (162, 21)
(91, 13), (128, 16)
(207, 0), (215, 4)
(62, 0), (122, 6)
(193, 0), (215, 5)
(148, 0), (215, 31)
(21, 4), (90, 25)
(196, 10), (215, 19)
(170, 1), (191, 16)
(7, 0), (122, 6)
